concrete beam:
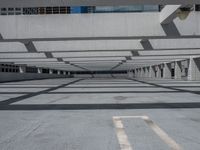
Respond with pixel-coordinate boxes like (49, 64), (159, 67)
(140, 39), (153, 50)
(0, 12), (200, 41)
(0, 0), (199, 7)
(160, 5), (181, 24)
(22, 41), (38, 52)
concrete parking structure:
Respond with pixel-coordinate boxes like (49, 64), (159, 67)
(1, 1), (200, 150)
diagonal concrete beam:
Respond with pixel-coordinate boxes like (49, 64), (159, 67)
(44, 52), (53, 58)
(111, 61), (125, 70)
(57, 58), (63, 62)
(160, 5), (181, 24)
(161, 22), (181, 37)
(70, 63), (90, 71)
(140, 39), (153, 50)
(21, 41), (37, 52)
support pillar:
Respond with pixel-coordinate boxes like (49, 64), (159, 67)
(142, 67), (145, 78)
(128, 70), (133, 78)
(156, 65), (162, 78)
(163, 63), (172, 79)
(19, 65), (26, 73)
(144, 67), (148, 78)
(37, 68), (42, 74)
(149, 66), (156, 78)
(175, 61), (182, 79)
(188, 57), (200, 81)
(49, 69), (53, 74)
(140, 68), (143, 77)
(136, 69), (139, 78)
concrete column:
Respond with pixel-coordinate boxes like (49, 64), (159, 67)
(156, 65), (162, 78)
(37, 68), (42, 74)
(63, 71), (66, 75)
(139, 68), (143, 77)
(49, 69), (53, 74)
(68, 72), (71, 76)
(128, 70), (133, 78)
(19, 65), (26, 73)
(133, 69), (135, 78)
(140, 68), (144, 77)
(188, 57), (200, 81)
(144, 67), (148, 78)
(142, 67), (146, 78)
(149, 66), (155, 78)
(163, 63), (172, 79)
(175, 61), (182, 79)
(57, 70), (60, 75)
(146, 67), (150, 78)
(136, 68), (139, 77)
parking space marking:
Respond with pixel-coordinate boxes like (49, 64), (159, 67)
(113, 117), (133, 150)
(113, 116), (182, 150)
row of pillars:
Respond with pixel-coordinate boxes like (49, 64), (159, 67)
(19, 65), (71, 76)
(132, 57), (200, 81)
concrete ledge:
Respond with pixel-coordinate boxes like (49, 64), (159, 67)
(0, 72), (69, 83)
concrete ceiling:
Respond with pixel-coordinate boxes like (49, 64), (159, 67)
(0, 5), (200, 71)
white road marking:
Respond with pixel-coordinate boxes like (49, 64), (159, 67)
(113, 115), (182, 150)
(113, 117), (133, 150)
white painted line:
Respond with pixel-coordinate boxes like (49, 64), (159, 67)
(143, 116), (182, 150)
(113, 115), (182, 150)
(113, 117), (133, 150)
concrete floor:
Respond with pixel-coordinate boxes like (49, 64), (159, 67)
(0, 78), (200, 150)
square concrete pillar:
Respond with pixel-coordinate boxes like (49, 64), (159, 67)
(57, 70), (61, 75)
(49, 69), (53, 74)
(136, 69), (139, 77)
(140, 68), (143, 77)
(145, 67), (149, 78)
(175, 61), (182, 79)
(149, 66), (156, 78)
(133, 69), (136, 78)
(143, 67), (146, 78)
(163, 63), (172, 79)
(146, 67), (149, 78)
(37, 68), (42, 74)
(139, 68), (141, 77)
(142, 67), (146, 77)
(188, 57), (200, 81)
(156, 65), (162, 78)
(19, 65), (26, 73)
(128, 70), (133, 78)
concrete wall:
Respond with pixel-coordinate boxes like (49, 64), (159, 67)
(0, 12), (199, 39)
(0, 72), (68, 83)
